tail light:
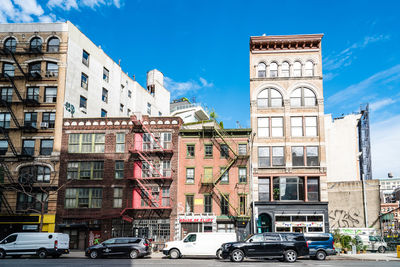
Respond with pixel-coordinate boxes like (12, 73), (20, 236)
(332, 240), (335, 248)
(306, 241), (309, 248)
(54, 240), (58, 249)
(144, 243), (149, 247)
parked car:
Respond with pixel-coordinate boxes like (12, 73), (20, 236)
(0, 232), (69, 259)
(85, 237), (151, 259)
(304, 233), (335, 260)
(359, 235), (387, 253)
(163, 232), (237, 259)
(220, 232), (309, 263)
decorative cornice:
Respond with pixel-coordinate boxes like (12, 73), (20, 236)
(250, 34), (323, 52)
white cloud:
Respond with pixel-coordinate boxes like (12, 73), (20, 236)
(0, 0), (57, 23)
(371, 115), (400, 178)
(164, 76), (213, 97)
(47, 0), (122, 10)
(47, 0), (78, 11)
(370, 98), (397, 112)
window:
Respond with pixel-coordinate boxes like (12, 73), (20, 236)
(257, 63), (266, 78)
(162, 132), (172, 149)
(65, 188), (102, 208)
(162, 160), (171, 177)
(68, 133), (105, 153)
(204, 144), (213, 157)
(238, 144), (247, 155)
(258, 146), (270, 168)
(290, 87), (316, 107)
(281, 61), (289, 77)
(42, 112), (55, 128)
(162, 187), (170, 206)
(203, 167), (213, 184)
(307, 178), (319, 201)
(239, 167), (247, 183)
(24, 112), (37, 128)
(47, 37), (59, 52)
(291, 117), (303, 137)
(17, 192), (47, 213)
(0, 88), (12, 102)
(67, 161), (104, 180)
(239, 195), (246, 215)
(258, 178), (270, 201)
(185, 195), (194, 212)
(102, 88), (108, 103)
(257, 88), (283, 108)
(147, 103), (151, 115)
(30, 37), (42, 51)
(271, 117), (283, 137)
(81, 73), (88, 89)
(27, 87), (39, 101)
(204, 194), (212, 213)
(44, 87), (57, 103)
(127, 109), (131, 116)
(115, 161), (124, 179)
(305, 117), (317, 136)
(119, 103), (124, 112)
(220, 144), (229, 158)
(128, 90), (132, 98)
(82, 50), (89, 66)
(0, 113), (10, 128)
(0, 140), (7, 155)
(272, 147), (284, 166)
(46, 62), (58, 77)
(186, 168), (194, 184)
(116, 133), (125, 153)
(305, 61), (314, 76)
(187, 144), (195, 157)
(273, 177), (304, 201)
(3, 63), (15, 77)
(29, 62), (41, 77)
(306, 146), (319, 166)
(292, 147), (304, 166)
(19, 165), (50, 183)
(293, 61), (302, 77)
(103, 67), (109, 82)
(4, 37), (16, 52)
(101, 109), (107, 118)
(22, 140), (35, 156)
(258, 117), (269, 137)
(220, 167), (229, 183)
(220, 194), (229, 215)
(79, 95), (87, 109)
(113, 188), (123, 208)
(270, 62), (278, 77)
(40, 139), (53, 155)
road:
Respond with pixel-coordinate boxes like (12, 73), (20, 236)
(0, 258), (398, 267)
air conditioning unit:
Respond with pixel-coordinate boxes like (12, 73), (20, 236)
(40, 122), (48, 128)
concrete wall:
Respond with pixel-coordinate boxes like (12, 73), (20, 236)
(328, 180), (380, 230)
(325, 114), (361, 182)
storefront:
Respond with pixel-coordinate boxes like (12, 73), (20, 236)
(176, 214), (217, 239)
(0, 214), (55, 240)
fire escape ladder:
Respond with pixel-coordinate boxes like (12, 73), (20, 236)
(141, 123), (165, 151)
(0, 188), (13, 214)
(213, 158), (237, 186)
(0, 128), (18, 157)
(1, 98), (20, 129)
(4, 49), (27, 80)
(137, 151), (163, 178)
(213, 184), (240, 217)
(4, 74), (24, 102)
(214, 126), (238, 157)
(135, 178), (158, 205)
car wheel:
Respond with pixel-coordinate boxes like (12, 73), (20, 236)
(230, 249), (244, 262)
(89, 250), (99, 259)
(284, 249), (297, 262)
(0, 249), (5, 259)
(38, 249), (48, 259)
(169, 249), (180, 259)
(129, 249), (138, 259)
(315, 250), (326, 260)
(378, 246), (386, 253)
(216, 249), (223, 260)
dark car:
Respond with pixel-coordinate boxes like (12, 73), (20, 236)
(220, 232), (309, 263)
(85, 237), (151, 259)
(304, 233), (335, 260)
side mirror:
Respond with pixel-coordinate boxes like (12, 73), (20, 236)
(249, 239), (253, 243)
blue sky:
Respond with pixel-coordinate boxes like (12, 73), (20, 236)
(0, 0), (399, 178)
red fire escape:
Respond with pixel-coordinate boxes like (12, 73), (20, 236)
(120, 116), (173, 222)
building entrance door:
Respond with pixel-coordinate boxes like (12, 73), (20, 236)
(293, 226), (305, 233)
(257, 213), (272, 233)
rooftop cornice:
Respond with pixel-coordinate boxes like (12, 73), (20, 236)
(250, 34), (323, 52)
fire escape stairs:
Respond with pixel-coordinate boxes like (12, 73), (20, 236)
(0, 161), (15, 215)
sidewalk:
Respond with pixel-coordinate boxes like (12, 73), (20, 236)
(329, 252), (400, 261)
(64, 250), (165, 259)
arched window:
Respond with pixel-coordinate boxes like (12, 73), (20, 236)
(293, 61), (302, 77)
(290, 87), (316, 107)
(47, 37), (60, 52)
(305, 61), (314, 76)
(4, 37), (16, 52)
(270, 62), (278, 77)
(2, 63), (15, 77)
(281, 61), (289, 77)
(19, 165), (51, 183)
(30, 37), (42, 52)
(257, 63), (266, 78)
(257, 88), (283, 108)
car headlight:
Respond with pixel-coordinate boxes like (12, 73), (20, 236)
(224, 244), (232, 249)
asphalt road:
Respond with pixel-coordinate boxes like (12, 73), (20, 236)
(0, 258), (398, 267)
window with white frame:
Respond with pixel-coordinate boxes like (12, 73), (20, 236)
(290, 87), (316, 107)
(305, 61), (314, 76)
(270, 62), (278, 77)
(257, 88), (283, 108)
(257, 62), (266, 78)
(271, 117), (283, 137)
(281, 61), (290, 77)
(258, 117), (269, 137)
(116, 133), (125, 152)
(272, 147), (284, 166)
(293, 61), (302, 77)
(113, 188), (123, 208)
(305, 117), (317, 136)
(291, 117), (303, 137)
(258, 146), (270, 167)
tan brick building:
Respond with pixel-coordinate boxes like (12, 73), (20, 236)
(249, 34), (329, 233)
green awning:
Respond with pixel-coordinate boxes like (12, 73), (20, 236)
(381, 213), (394, 221)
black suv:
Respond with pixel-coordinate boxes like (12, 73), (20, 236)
(220, 232), (309, 262)
(85, 237), (151, 259)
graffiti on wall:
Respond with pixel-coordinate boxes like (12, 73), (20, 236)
(329, 207), (363, 228)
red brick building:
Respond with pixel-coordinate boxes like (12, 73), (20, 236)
(56, 115), (182, 249)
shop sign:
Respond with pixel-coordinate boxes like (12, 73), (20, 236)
(22, 225), (38, 230)
(179, 218), (214, 223)
(275, 222), (323, 227)
(194, 199), (203, 205)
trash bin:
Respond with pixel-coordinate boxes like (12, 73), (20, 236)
(397, 245), (400, 258)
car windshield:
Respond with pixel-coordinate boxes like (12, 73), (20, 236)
(245, 234), (264, 242)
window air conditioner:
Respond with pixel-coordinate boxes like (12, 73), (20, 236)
(40, 122), (48, 128)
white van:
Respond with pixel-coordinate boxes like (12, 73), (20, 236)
(163, 232), (237, 259)
(0, 232), (69, 259)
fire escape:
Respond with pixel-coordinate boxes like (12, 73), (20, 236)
(201, 124), (250, 223)
(0, 45), (44, 215)
(120, 116), (173, 222)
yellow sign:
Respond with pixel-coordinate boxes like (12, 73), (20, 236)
(194, 199), (204, 205)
